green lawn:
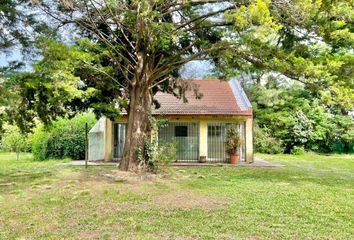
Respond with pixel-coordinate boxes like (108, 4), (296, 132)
(0, 152), (353, 239)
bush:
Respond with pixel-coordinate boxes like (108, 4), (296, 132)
(331, 115), (354, 153)
(149, 142), (177, 173)
(255, 125), (284, 154)
(142, 140), (177, 173)
(31, 129), (50, 160)
(143, 114), (176, 173)
(291, 110), (313, 145)
(291, 146), (306, 155)
(32, 113), (96, 160)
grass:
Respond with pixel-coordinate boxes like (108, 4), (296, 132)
(0, 152), (353, 239)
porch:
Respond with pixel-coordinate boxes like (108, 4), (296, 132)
(108, 116), (253, 163)
(59, 157), (280, 167)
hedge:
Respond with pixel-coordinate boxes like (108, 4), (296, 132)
(32, 113), (96, 160)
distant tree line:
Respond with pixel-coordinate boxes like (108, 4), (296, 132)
(243, 76), (353, 154)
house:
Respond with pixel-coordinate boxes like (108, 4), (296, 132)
(89, 79), (253, 163)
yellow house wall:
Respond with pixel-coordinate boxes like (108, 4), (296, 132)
(199, 121), (208, 158)
(245, 118), (254, 163)
(104, 115), (253, 162)
(104, 118), (113, 161)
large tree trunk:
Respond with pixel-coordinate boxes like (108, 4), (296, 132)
(119, 84), (152, 171)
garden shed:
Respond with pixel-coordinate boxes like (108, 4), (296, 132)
(88, 117), (106, 161)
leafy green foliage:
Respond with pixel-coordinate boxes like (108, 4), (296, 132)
(221, 0), (354, 111)
(291, 146), (306, 155)
(254, 124), (284, 154)
(290, 110), (313, 147)
(0, 0), (353, 167)
(143, 114), (176, 173)
(329, 115), (354, 153)
(225, 124), (242, 155)
(248, 80), (353, 154)
(2, 40), (105, 133)
(31, 127), (49, 161)
(31, 113), (96, 160)
(3, 0), (352, 131)
(145, 141), (177, 173)
(1, 125), (30, 160)
(0, 0), (48, 50)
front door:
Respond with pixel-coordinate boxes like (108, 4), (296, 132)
(207, 122), (246, 162)
(207, 123), (228, 162)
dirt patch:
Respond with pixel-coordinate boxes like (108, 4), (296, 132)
(153, 190), (230, 210)
(99, 190), (230, 211)
(93, 173), (230, 211)
(76, 230), (104, 240)
(98, 170), (159, 182)
(97, 170), (229, 210)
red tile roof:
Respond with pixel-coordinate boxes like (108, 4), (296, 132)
(152, 80), (252, 116)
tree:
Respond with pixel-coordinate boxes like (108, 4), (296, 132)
(0, 0), (55, 136)
(218, 0), (353, 112)
(5, 0), (249, 170)
(246, 77), (353, 154)
(3, 0), (354, 170)
(0, 0), (53, 52)
(1, 0), (29, 50)
(1, 125), (29, 160)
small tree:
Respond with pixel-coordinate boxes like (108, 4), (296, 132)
(2, 125), (28, 160)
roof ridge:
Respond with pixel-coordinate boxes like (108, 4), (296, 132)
(228, 79), (252, 111)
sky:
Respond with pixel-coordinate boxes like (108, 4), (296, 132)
(0, 49), (22, 67)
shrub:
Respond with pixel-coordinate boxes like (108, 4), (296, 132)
(255, 125), (284, 154)
(291, 110), (313, 145)
(331, 115), (354, 153)
(32, 113), (96, 160)
(291, 146), (306, 155)
(147, 142), (177, 173)
(331, 140), (345, 153)
(31, 129), (50, 160)
(142, 114), (176, 173)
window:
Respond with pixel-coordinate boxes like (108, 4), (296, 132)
(175, 126), (188, 137)
(208, 126), (222, 137)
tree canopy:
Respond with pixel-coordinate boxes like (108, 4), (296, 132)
(0, 0), (54, 53)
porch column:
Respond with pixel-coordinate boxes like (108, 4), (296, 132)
(199, 120), (208, 160)
(245, 117), (254, 163)
(104, 118), (113, 161)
